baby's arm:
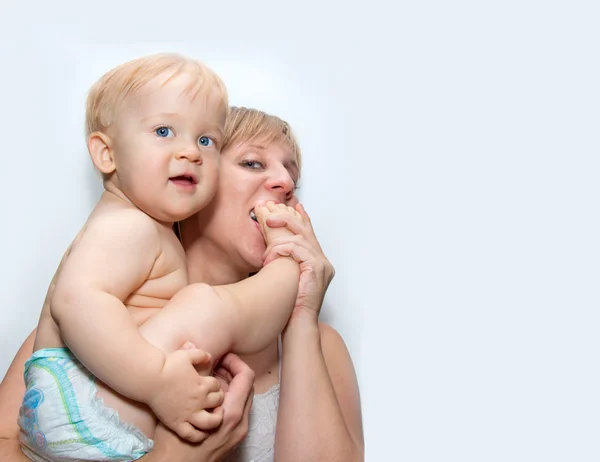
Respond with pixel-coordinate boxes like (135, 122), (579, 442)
(51, 211), (166, 398)
(51, 211), (212, 440)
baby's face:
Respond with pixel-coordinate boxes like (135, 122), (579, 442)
(108, 72), (226, 223)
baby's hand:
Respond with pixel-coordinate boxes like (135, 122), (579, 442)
(148, 347), (225, 443)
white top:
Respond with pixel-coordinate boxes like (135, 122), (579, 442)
(222, 337), (282, 462)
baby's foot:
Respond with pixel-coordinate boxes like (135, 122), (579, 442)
(254, 200), (301, 246)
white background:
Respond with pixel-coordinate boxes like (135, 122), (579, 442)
(1, 1), (599, 460)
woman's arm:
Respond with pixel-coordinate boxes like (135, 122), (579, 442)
(277, 317), (363, 462)
(0, 329), (36, 461)
(265, 204), (364, 461)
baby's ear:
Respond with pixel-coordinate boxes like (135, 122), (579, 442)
(88, 132), (116, 175)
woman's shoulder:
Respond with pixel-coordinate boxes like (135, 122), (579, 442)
(318, 321), (342, 340)
(317, 321), (363, 452)
(317, 322), (353, 362)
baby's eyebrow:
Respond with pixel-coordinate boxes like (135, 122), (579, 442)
(206, 125), (224, 138)
(141, 112), (181, 123)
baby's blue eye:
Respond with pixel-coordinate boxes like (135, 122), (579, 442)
(198, 136), (214, 147)
(155, 127), (173, 137)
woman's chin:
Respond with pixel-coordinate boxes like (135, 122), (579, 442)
(241, 244), (266, 273)
(247, 256), (264, 274)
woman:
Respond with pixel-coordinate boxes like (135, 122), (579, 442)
(0, 107), (363, 461)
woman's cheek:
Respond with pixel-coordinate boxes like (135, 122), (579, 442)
(287, 194), (300, 207)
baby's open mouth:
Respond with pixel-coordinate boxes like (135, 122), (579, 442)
(170, 174), (197, 185)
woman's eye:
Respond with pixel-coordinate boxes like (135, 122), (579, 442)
(242, 160), (263, 169)
(198, 136), (214, 147)
(155, 127), (174, 138)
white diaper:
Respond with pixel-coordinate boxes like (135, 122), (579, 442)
(18, 348), (153, 461)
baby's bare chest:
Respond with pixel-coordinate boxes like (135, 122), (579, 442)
(125, 237), (189, 310)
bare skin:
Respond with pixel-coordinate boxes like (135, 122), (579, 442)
(30, 69), (302, 448)
(93, 201), (303, 440)
(34, 71), (229, 443)
(33, 194), (301, 442)
(1, 118), (364, 461)
(181, 135), (364, 460)
(0, 331), (256, 462)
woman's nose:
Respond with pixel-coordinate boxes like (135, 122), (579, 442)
(265, 167), (295, 194)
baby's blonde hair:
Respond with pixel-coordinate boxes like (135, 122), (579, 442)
(85, 53), (228, 137)
(223, 107), (302, 176)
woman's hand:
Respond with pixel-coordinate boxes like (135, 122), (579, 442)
(144, 353), (255, 462)
(262, 203), (335, 322)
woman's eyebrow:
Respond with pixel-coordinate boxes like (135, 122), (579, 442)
(246, 143), (267, 151)
(286, 161), (299, 178)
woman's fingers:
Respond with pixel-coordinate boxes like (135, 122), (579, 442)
(295, 202), (312, 223)
(213, 352), (248, 391)
(263, 241), (316, 267)
(219, 354), (255, 428)
(219, 352), (252, 377)
(262, 234), (309, 259)
(264, 203), (322, 246)
(236, 381), (254, 439)
(213, 372), (229, 392)
(264, 240), (333, 285)
(151, 355), (254, 461)
(214, 366), (233, 384)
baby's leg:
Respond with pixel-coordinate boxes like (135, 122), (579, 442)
(98, 202), (300, 439)
(95, 287), (233, 440)
(95, 294), (224, 440)
(211, 201), (302, 353)
(139, 201), (301, 358)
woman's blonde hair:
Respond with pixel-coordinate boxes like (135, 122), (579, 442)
(223, 106), (302, 175)
(85, 53), (228, 137)
(174, 107), (302, 240)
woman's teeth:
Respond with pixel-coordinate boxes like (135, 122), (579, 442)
(250, 210), (258, 222)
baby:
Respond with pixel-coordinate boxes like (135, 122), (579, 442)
(18, 53), (301, 461)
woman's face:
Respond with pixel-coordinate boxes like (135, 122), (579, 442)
(186, 137), (299, 273)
